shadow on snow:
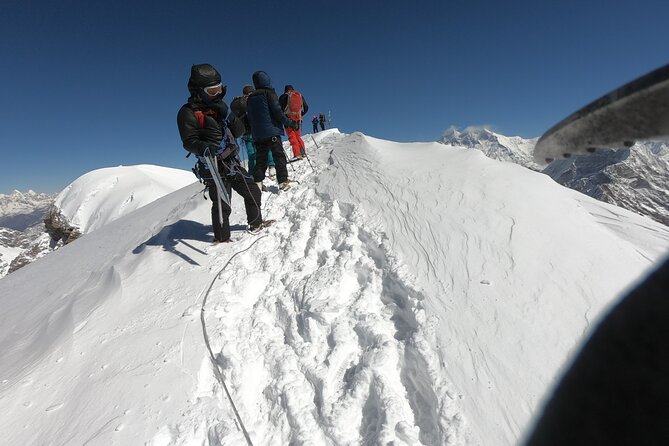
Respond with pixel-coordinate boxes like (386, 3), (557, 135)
(132, 219), (245, 265)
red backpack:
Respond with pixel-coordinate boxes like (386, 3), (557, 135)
(284, 91), (303, 120)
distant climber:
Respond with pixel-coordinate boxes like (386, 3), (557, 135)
(312, 115), (319, 133)
(319, 112), (326, 131)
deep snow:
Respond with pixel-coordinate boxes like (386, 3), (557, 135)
(1, 129), (667, 445)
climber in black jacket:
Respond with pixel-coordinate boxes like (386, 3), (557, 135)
(176, 64), (264, 242)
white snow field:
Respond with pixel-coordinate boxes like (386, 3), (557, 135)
(1, 129), (668, 445)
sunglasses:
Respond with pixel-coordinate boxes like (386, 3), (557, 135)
(203, 83), (223, 96)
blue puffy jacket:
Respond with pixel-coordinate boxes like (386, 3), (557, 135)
(246, 71), (292, 141)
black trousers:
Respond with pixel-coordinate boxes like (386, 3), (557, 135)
(253, 136), (288, 184)
(207, 163), (262, 241)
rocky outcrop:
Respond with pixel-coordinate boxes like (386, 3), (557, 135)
(8, 234), (53, 274)
(43, 206), (82, 244)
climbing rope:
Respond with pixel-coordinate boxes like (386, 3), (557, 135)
(199, 235), (268, 446)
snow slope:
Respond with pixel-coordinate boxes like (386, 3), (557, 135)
(1, 129), (667, 445)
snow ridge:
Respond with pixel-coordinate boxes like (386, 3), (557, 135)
(54, 164), (195, 234)
(185, 132), (463, 444)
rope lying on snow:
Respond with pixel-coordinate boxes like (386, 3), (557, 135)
(200, 234), (268, 446)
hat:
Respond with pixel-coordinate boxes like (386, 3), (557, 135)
(252, 71), (272, 89)
(242, 85), (255, 95)
(188, 63), (222, 89)
(284, 84), (294, 93)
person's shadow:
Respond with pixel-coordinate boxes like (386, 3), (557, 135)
(132, 219), (246, 266)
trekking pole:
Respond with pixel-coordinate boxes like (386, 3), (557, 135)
(281, 142), (297, 175)
(310, 135), (320, 150)
(300, 140), (315, 172)
(280, 144), (302, 185)
(203, 154), (231, 227)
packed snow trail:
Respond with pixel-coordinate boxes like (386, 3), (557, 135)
(187, 131), (464, 444)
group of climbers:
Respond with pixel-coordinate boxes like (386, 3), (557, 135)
(311, 112), (328, 133)
(230, 85), (276, 181)
(176, 63), (316, 243)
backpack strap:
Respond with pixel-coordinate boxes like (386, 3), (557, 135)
(283, 91), (293, 115)
(193, 109), (217, 128)
(194, 110), (205, 129)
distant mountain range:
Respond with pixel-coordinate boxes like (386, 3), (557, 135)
(440, 126), (541, 171)
(0, 191), (55, 277)
(543, 142), (669, 226)
(438, 127), (669, 227)
(0, 190), (55, 231)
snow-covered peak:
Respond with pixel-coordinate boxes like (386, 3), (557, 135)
(54, 164), (195, 234)
(441, 125), (496, 145)
(440, 126), (540, 170)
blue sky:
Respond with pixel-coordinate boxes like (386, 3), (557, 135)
(1, 0), (668, 193)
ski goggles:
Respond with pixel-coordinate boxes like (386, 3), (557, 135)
(203, 83), (223, 96)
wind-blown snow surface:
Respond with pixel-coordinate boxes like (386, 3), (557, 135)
(1, 130), (668, 445)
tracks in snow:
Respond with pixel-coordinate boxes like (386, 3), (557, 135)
(177, 136), (465, 445)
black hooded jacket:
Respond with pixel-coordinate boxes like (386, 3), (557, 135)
(177, 63), (244, 156)
(230, 95), (251, 137)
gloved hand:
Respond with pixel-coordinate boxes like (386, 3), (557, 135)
(288, 119), (300, 130)
(201, 95), (229, 121)
(211, 101), (229, 122)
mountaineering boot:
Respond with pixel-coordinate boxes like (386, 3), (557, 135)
(248, 219), (275, 235)
(279, 181), (292, 191)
